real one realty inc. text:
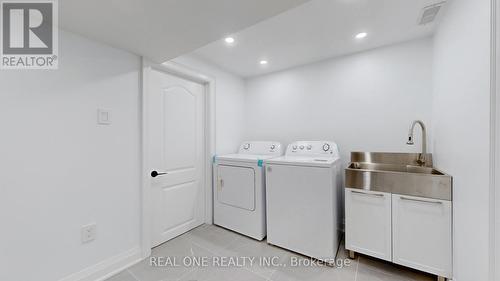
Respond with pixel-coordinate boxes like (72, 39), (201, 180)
(149, 256), (353, 268)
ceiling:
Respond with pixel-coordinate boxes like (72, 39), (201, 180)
(59, 0), (310, 63)
(192, 0), (445, 77)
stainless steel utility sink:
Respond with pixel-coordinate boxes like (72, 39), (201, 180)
(345, 152), (452, 200)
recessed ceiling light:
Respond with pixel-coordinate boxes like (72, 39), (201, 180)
(355, 32), (368, 39)
(259, 60), (268, 65)
(224, 37), (235, 44)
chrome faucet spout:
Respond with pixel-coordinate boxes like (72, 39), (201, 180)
(406, 120), (427, 166)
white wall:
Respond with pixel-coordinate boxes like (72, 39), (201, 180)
(244, 38), (434, 164)
(432, 1), (492, 280)
(0, 30), (142, 281)
(172, 55), (247, 154)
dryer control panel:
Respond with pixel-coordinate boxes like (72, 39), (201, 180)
(238, 141), (283, 156)
(286, 141), (340, 158)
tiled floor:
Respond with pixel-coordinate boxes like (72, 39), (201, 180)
(107, 224), (435, 281)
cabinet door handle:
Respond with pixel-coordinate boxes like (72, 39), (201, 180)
(400, 196), (442, 204)
(351, 190), (385, 197)
(217, 178), (224, 191)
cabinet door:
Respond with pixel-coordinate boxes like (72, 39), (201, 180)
(345, 188), (392, 261)
(392, 194), (452, 278)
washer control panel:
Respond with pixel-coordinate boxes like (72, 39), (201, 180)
(238, 141), (283, 156)
(286, 141), (339, 158)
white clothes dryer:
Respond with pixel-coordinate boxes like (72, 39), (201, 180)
(214, 141), (283, 240)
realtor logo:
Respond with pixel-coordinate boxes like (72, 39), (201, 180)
(1, 0), (58, 69)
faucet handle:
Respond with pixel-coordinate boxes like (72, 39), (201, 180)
(416, 154), (426, 166)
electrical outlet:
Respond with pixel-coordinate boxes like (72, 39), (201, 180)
(81, 223), (96, 243)
(97, 109), (112, 125)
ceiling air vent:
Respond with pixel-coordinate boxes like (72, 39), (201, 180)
(418, 2), (446, 25)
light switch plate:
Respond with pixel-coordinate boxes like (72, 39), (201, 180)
(97, 109), (112, 125)
(81, 223), (96, 243)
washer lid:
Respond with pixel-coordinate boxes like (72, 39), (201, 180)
(265, 155), (339, 168)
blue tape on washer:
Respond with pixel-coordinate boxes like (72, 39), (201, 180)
(258, 160), (263, 167)
(213, 155), (216, 163)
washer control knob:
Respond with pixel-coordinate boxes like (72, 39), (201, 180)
(307, 145), (312, 150)
(322, 143), (330, 152)
(243, 143), (250, 150)
(292, 145), (298, 150)
(299, 145), (305, 150)
(270, 144), (276, 150)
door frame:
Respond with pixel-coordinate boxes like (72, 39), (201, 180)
(491, 0), (499, 279)
(140, 58), (216, 258)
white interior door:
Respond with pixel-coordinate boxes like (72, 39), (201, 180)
(148, 68), (205, 247)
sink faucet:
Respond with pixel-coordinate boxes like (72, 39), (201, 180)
(406, 120), (427, 166)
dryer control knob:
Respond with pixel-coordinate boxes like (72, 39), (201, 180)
(322, 143), (330, 152)
(299, 145), (305, 150)
(243, 143), (250, 150)
(270, 144), (276, 150)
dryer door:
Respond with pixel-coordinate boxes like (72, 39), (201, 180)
(217, 165), (255, 211)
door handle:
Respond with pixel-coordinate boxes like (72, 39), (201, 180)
(351, 190), (385, 197)
(400, 196), (442, 204)
(151, 171), (167, 178)
(217, 178), (224, 191)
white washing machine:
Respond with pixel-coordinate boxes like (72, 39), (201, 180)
(265, 141), (342, 262)
(214, 141), (283, 240)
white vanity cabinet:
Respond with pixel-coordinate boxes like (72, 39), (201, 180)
(392, 194), (452, 278)
(345, 188), (392, 261)
(345, 190), (452, 279)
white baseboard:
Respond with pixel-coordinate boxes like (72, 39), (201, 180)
(59, 246), (143, 281)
